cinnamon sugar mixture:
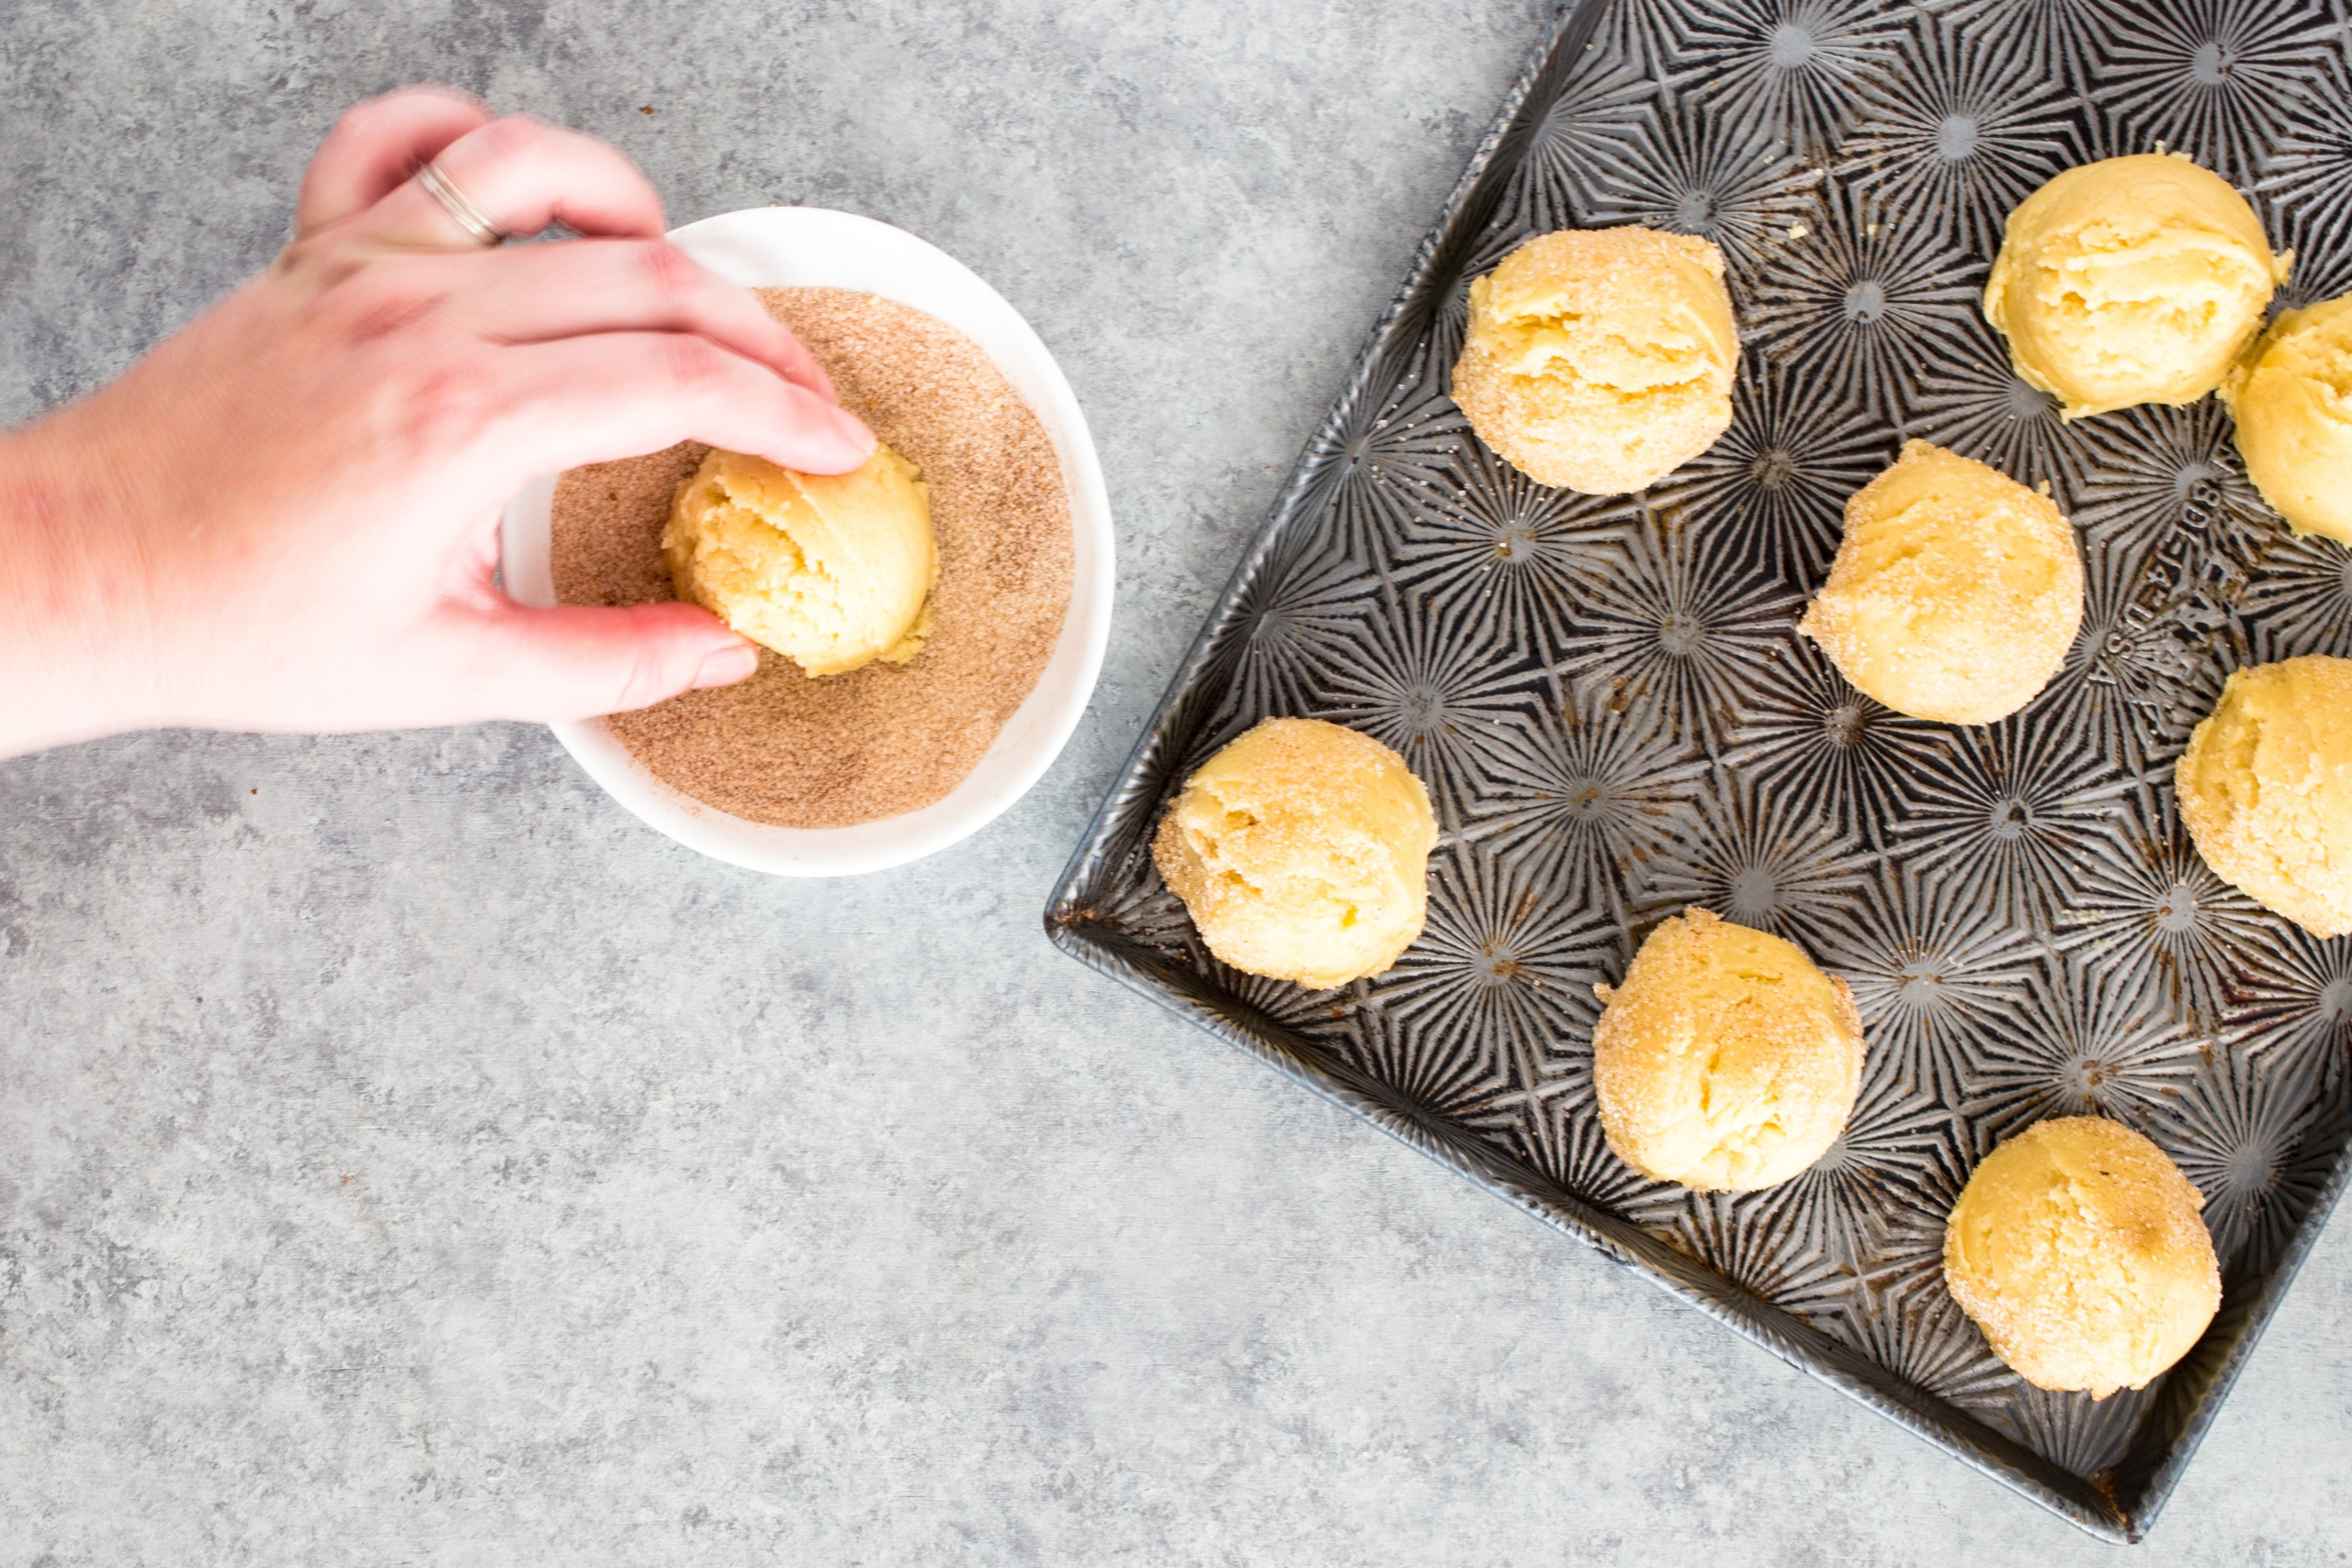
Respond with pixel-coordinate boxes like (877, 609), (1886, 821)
(550, 287), (1074, 828)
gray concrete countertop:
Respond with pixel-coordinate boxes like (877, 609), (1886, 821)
(4, 3), (2346, 1562)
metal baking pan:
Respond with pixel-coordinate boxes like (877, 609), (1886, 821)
(1045, 0), (2352, 1540)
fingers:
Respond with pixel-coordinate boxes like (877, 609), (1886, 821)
(450, 600), (761, 721)
(356, 113), (666, 250)
(437, 240), (836, 400)
(482, 331), (874, 478)
(298, 87), (491, 238)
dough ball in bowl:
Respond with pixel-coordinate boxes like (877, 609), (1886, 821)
(1983, 152), (2288, 420)
(1800, 440), (2083, 726)
(664, 442), (938, 677)
(2177, 655), (2352, 938)
(2220, 293), (2352, 543)
(1153, 718), (1438, 990)
(1591, 908), (1865, 1192)
(1450, 226), (1738, 495)
(1943, 1116), (2219, 1399)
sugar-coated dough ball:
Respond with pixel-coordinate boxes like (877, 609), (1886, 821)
(2220, 293), (2352, 543)
(664, 443), (937, 677)
(1944, 1117), (2219, 1399)
(1800, 441), (2082, 726)
(1591, 909), (1864, 1192)
(1983, 153), (2288, 420)
(1153, 718), (1438, 989)
(1451, 226), (1737, 495)
(2176, 655), (2352, 938)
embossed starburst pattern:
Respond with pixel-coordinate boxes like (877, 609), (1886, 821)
(1048, 0), (2352, 1536)
(1568, 90), (1823, 280)
(1746, 179), (1984, 424)
(2237, 532), (2352, 664)
(1218, 534), (1380, 726)
(1373, 843), (1619, 1130)
(1639, 767), (1876, 937)
(1902, 308), (2091, 507)
(1675, 0), (1910, 157)
(1937, 0), (2113, 98)
(2090, 0), (2341, 187)
(1650, 357), (1895, 582)
(2056, 786), (2276, 1033)
(1891, 710), (2135, 927)
(1845, 1268), (2018, 1412)
(1556, 510), (1806, 752)
(1741, 1040), (1970, 1274)
(1990, 1383), (2156, 1477)
(1718, 635), (1949, 845)
(2229, 925), (2352, 1088)
(1666, 1189), (1856, 1328)
(1505, 48), (1659, 235)
(1965, 955), (2207, 1147)
(1375, 845), (1610, 1046)
(1837, 15), (2085, 260)
(1399, 442), (1638, 660)
(2155, 1043), (2324, 1279)
(1292, 372), (1473, 563)
(1310, 593), (1546, 831)
(1467, 685), (1705, 919)
(1814, 860), (2040, 1108)
(2259, 55), (2352, 302)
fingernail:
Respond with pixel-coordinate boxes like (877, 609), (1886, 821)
(830, 405), (877, 459)
(692, 642), (760, 689)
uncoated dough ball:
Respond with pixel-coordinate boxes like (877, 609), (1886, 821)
(1800, 440), (2084, 726)
(1983, 152), (2288, 420)
(1943, 1117), (2219, 1400)
(1450, 226), (1738, 495)
(2176, 655), (2352, 938)
(1590, 909), (1864, 1192)
(1152, 718), (1437, 990)
(664, 443), (938, 677)
(2220, 293), (2352, 543)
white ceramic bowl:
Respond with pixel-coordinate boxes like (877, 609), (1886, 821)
(499, 207), (1114, 876)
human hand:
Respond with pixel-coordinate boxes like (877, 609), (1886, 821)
(0, 86), (872, 756)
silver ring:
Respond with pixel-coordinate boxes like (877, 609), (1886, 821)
(414, 160), (508, 246)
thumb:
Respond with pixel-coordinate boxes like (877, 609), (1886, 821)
(452, 600), (760, 721)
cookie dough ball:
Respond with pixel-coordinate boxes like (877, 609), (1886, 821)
(1591, 909), (1864, 1192)
(1451, 226), (1738, 495)
(1983, 153), (2288, 420)
(1800, 440), (2084, 726)
(663, 443), (937, 677)
(2177, 655), (2352, 937)
(2220, 293), (2352, 542)
(1944, 1117), (2219, 1399)
(1152, 718), (1437, 990)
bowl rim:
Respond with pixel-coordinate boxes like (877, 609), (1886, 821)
(499, 205), (1115, 876)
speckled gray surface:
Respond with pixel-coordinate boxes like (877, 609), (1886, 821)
(3, 2), (2349, 1562)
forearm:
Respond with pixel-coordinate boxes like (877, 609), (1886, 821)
(0, 90), (855, 756)
(0, 414), (160, 757)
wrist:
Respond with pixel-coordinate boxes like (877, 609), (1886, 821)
(0, 410), (164, 756)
